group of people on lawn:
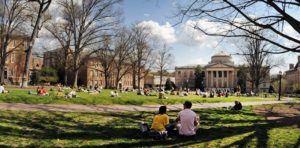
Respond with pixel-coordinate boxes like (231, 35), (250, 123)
(146, 100), (242, 138)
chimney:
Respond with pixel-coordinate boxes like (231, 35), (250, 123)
(289, 64), (294, 70)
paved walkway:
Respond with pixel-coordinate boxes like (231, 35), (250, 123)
(0, 100), (298, 112)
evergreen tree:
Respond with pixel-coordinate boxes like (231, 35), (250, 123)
(30, 69), (40, 85)
(40, 68), (58, 84)
(194, 65), (205, 91)
(165, 78), (173, 90)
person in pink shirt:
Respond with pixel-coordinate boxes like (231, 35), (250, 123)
(175, 101), (199, 136)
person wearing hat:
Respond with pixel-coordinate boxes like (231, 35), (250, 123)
(175, 101), (199, 136)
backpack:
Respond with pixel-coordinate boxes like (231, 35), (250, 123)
(139, 122), (149, 133)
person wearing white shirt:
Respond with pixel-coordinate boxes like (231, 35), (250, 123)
(0, 83), (7, 94)
(176, 101), (199, 136)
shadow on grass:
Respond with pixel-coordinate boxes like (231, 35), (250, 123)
(0, 106), (298, 147)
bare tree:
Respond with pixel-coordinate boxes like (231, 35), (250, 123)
(130, 25), (154, 89)
(114, 27), (134, 89)
(45, 12), (72, 85)
(0, 0), (27, 83)
(155, 43), (173, 90)
(21, 0), (52, 87)
(60, 0), (120, 88)
(176, 0), (300, 53)
(237, 29), (281, 94)
(96, 35), (116, 89)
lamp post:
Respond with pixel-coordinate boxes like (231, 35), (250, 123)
(278, 71), (282, 101)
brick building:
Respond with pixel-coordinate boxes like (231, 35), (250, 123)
(44, 48), (143, 88)
(3, 35), (43, 84)
(285, 56), (300, 93)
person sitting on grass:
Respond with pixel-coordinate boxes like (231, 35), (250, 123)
(67, 90), (77, 98)
(172, 101), (199, 136)
(0, 83), (8, 94)
(111, 90), (119, 97)
(231, 101), (242, 111)
(151, 106), (169, 131)
(159, 91), (167, 99)
(148, 106), (169, 140)
(38, 86), (48, 96)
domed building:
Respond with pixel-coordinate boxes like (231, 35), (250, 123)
(204, 51), (237, 89)
(175, 51), (237, 90)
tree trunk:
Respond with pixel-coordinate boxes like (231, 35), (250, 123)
(159, 70), (162, 90)
(0, 61), (5, 83)
(137, 68), (141, 89)
(21, 3), (44, 88)
(72, 70), (78, 88)
(115, 70), (120, 89)
(104, 72), (109, 89)
(132, 70), (136, 89)
(63, 68), (68, 86)
(0, 68), (4, 84)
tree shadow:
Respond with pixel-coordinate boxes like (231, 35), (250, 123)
(0, 105), (299, 147)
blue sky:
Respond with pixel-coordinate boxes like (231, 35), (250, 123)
(35, 0), (299, 74)
(120, 0), (299, 74)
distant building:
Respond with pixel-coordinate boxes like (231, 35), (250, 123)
(285, 56), (300, 93)
(175, 51), (270, 92)
(144, 72), (175, 89)
(3, 35), (42, 84)
(175, 51), (238, 90)
(44, 48), (142, 88)
(77, 57), (137, 89)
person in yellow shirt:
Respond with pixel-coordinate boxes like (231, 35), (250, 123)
(151, 106), (169, 131)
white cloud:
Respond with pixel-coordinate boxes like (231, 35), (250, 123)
(137, 21), (176, 43)
(143, 13), (150, 17)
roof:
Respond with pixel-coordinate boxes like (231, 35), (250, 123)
(175, 64), (205, 69)
(204, 62), (236, 68)
(212, 51), (231, 57)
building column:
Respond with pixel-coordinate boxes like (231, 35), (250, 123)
(211, 71), (213, 88)
(227, 70), (229, 88)
(216, 70), (219, 88)
(206, 71), (209, 88)
(221, 71), (224, 88)
(232, 71), (235, 88)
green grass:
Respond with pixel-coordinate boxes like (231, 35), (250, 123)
(0, 104), (299, 147)
(0, 88), (279, 105)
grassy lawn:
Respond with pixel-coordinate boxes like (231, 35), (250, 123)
(0, 104), (299, 147)
(0, 87), (279, 105)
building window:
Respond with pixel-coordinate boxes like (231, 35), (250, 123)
(213, 71), (216, 78)
(183, 71), (187, 77)
(190, 71), (193, 77)
(11, 53), (15, 63)
(4, 70), (7, 79)
(178, 71), (181, 75)
(224, 71), (227, 77)
(90, 70), (93, 77)
(218, 71), (222, 77)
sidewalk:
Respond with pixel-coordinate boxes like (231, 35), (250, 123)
(0, 100), (298, 112)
